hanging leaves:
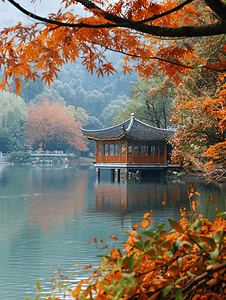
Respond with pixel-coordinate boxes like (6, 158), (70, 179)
(1, 0), (226, 92)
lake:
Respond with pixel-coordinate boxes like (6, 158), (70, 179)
(0, 164), (225, 300)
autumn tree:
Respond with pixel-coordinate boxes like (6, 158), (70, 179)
(1, 0), (226, 94)
(169, 34), (226, 180)
(2, 0), (226, 179)
(24, 99), (87, 152)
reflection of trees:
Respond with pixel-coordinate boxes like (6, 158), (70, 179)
(27, 174), (87, 231)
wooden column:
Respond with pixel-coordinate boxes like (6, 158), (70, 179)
(102, 142), (104, 163)
(125, 168), (128, 182)
(111, 169), (115, 182)
(132, 141), (134, 163)
(164, 142), (167, 163)
(119, 142), (121, 163)
(95, 142), (98, 162)
(125, 140), (128, 163)
(96, 168), (100, 183)
(117, 169), (121, 183)
(158, 142), (160, 163)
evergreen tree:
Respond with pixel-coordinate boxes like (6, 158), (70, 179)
(7, 119), (25, 153)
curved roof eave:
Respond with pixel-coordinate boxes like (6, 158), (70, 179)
(79, 117), (132, 135)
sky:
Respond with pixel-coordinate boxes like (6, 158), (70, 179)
(0, 0), (86, 29)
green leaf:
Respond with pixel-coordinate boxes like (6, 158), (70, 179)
(137, 254), (143, 267)
(210, 247), (220, 259)
(127, 253), (136, 271)
(134, 242), (144, 250)
(116, 257), (125, 268)
(168, 219), (184, 233)
(162, 284), (173, 297)
(187, 270), (195, 277)
(141, 231), (156, 238)
(175, 276), (187, 285)
(173, 239), (183, 253)
(219, 229), (224, 244)
(190, 219), (201, 232)
(213, 232), (219, 243)
(34, 295), (40, 300)
(144, 239), (152, 248)
(177, 257), (183, 267)
(165, 250), (174, 259)
(200, 237), (215, 248)
(208, 260), (218, 265)
(155, 224), (165, 234)
(36, 279), (42, 293)
(174, 287), (183, 300)
(198, 242), (206, 251)
(25, 297), (30, 300)
(216, 211), (226, 217)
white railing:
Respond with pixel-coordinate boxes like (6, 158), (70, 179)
(27, 150), (76, 156)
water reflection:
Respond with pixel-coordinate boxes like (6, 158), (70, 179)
(94, 181), (185, 213)
(0, 165), (225, 300)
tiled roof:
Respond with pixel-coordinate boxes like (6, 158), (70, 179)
(80, 116), (174, 141)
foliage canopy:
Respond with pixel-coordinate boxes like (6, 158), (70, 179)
(24, 99), (87, 151)
(114, 76), (174, 128)
(1, 0), (226, 93)
(0, 91), (27, 136)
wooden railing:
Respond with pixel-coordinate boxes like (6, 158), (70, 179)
(97, 155), (166, 164)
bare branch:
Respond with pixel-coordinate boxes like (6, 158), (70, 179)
(204, 0), (226, 21)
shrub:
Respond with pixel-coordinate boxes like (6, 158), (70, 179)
(32, 212), (226, 300)
(11, 151), (31, 162)
(53, 157), (59, 164)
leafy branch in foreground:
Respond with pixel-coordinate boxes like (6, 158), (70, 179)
(2, 0), (226, 94)
(32, 208), (226, 300)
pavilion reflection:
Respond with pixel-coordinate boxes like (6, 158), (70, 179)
(94, 181), (183, 213)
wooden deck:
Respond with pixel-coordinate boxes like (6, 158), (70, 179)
(94, 162), (172, 169)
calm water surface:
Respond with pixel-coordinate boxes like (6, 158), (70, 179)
(0, 164), (225, 300)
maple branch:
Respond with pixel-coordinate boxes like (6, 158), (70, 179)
(204, 0), (226, 21)
(99, 46), (193, 69)
(6, 0), (226, 37)
(125, 0), (195, 25)
(98, 46), (226, 72)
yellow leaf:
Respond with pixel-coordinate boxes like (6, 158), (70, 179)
(191, 200), (196, 211)
(140, 219), (149, 229)
(195, 200), (199, 208)
(143, 213), (150, 219)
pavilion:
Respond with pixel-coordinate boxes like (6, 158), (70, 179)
(80, 113), (178, 181)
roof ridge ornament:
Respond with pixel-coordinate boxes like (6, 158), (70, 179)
(126, 113), (135, 132)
